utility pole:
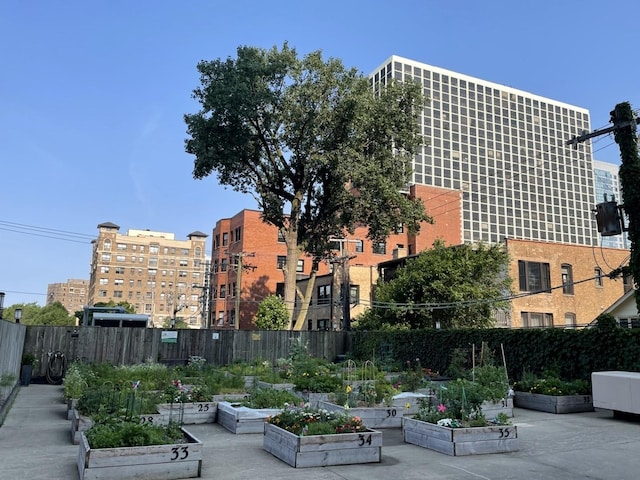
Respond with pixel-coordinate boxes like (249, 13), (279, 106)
(226, 251), (255, 330)
(568, 101), (640, 310)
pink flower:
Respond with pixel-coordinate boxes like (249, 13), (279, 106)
(437, 403), (447, 413)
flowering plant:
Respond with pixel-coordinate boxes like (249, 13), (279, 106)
(267, 403), (367, 436)
(163, 380), (210, 403)
(513, 376), (590, 396)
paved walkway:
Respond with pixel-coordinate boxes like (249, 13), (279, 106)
(1, 384), (639, 479)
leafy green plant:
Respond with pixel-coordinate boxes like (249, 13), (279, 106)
(514, 374), (591, 396)
(0, 373), (17, 387)
(21, 353), (38, 367)
(238, 388), (300, 408)
(63, 364), (88, 400)
(85, 417), (184, 448)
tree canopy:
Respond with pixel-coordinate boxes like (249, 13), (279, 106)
(185, 43), (431, 329)
(354, 241), (513, 330)
(3, 302), (76, 326)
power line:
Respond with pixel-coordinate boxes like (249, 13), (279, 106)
(0, 220), (94, 244)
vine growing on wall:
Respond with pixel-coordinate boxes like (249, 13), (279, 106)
(611, 102), (640, 312)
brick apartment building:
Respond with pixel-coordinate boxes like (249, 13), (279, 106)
(209, 184), (461, 330)
(46, 278), (89, 315)
(87, 222), (209, 328)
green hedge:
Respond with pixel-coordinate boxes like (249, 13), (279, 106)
(351, 328), (640, 381)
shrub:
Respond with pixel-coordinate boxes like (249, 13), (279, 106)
(267, 404), (367, 435)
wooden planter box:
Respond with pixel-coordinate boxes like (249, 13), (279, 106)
(216, 401), (282, 434)
(402, 416), (518, 456)
(77, 428), (202, 480)
(67, 398), (79, 420)
(263, 422), (382, 467)
(514, 391), (593, 414)
(318, 401), (406, 428)
(481, 397), (514, 418)
(71, 410), (94, 445)
(256, 380), (295, 391)
(298, 391), (331, 409)
(392, 392), (429, 416)
(156, 401), (217, 424)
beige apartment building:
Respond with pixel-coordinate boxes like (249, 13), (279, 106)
(46, 278), (89, 315)
(88, 222), (209, 328)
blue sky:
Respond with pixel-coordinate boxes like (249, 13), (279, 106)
(1, 0), (638, 307)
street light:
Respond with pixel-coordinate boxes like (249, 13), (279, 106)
(0, 291), (4, 320)
(14, 308), (22, 324)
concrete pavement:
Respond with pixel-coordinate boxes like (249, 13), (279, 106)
(1, 384), (639, 479)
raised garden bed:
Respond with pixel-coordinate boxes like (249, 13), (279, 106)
(216, 401), (282, 434)
(263, 422), (382, 467)
(77, 428), (202, 480)
(514, 391), (593, 414)
(156, 401), (217, 424)
(481, 397), (514, 418)
(256, 380), (295, 391)
(402, 416), (518, 456)
(317, 401), (407, 429)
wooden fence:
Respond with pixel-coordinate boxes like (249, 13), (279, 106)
(0, 320), (26, 419)
(22, 326), (352, 377)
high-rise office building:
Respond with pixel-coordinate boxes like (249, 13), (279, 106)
(370, 56), (598, 247)
(593, 159), (628, 249)
(88, 222), (209, 328)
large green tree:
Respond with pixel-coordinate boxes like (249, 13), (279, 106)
(355, 241), (513, 330)
(4, 302), (76, 326)
(185, 43), (430, 329)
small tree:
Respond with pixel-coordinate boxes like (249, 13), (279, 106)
(254, 295), (289, 330)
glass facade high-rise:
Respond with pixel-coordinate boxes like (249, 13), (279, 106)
(370, 56), (599, 247)
(593, 159), (628, 249)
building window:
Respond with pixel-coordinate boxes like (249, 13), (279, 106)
(149, 245), (159, 254)
(221, 258), (227, 272)
(561, 264), (574, 295)
(234, 227), (242, 242)
(115, 267), (125, 274)
(277, 256), (286, 269)
(222, 232), (229, 246)
(98, 290), (107, 297)
(317, 285), (331, 305)
(179, 271), (187, 278)
(594, 267), (603, 287)
(623, 273), (633, 293)
(114, 279), (124, 286)
(276, 283), (285, 297)
(518, 260), (551, 292)
(100, 266), (110, 274)
(113, 290), (123, 298)
(148, 269), (157, 276)
(213, 260), (219, 273)
(350, 285), (360, 305)
(355, 240), (364, 253)
(181, 248), (189, 256)
(277, 230), (285, 243)
(179, 259), (188, 267)
(521, 311), (553, 328)
(564, 312), (577, 329)
(99, 278), (109, 285)
(220, 285), (226, 298)
(317, 319), (330, 331)
(103, 239), (111, 251)
(214, 235), (220, 249)
(394, 224), (404, 234)
(217, 312), (224, 326)
(297, 259), (304, 273)
(373, 242), (387, 255)
(101, 253), (111, 262)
